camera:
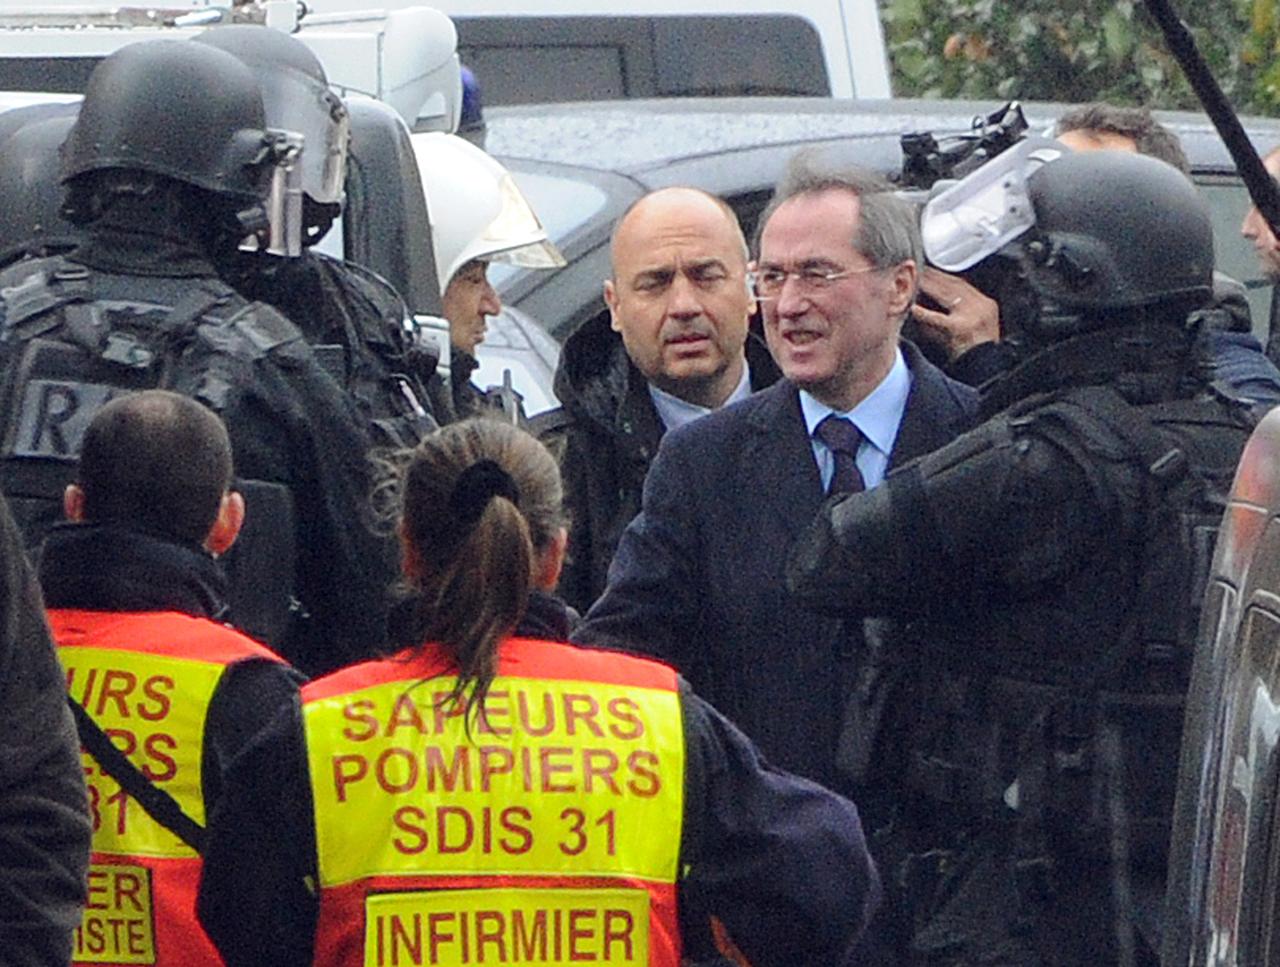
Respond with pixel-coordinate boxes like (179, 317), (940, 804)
(897, 101), (1029, 192)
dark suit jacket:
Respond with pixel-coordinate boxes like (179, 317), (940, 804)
(573, 342), (978, 790)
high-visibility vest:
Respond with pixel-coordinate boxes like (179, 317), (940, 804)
(51, 608), (285, 967)
(302, 636), (686, 967)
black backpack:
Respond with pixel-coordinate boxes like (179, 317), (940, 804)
(0, 255), (297, 645)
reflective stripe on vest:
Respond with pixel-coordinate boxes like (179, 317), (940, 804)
(50, 608), (283, 967)
(302, 637), (685, 967)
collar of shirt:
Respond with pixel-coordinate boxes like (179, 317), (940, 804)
(648, 360), (753, 431)
(799, 346), (911, 491)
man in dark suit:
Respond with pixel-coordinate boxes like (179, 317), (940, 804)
(574, 157), (978, 792)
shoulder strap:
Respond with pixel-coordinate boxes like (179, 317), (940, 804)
(66, 695), (206, 854)
(0, 257), (90, 340)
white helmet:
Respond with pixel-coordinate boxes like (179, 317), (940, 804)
(411, 131), (565, 293)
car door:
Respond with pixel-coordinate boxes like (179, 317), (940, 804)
(1166, 406), (1280, 966)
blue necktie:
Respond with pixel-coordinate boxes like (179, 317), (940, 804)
(815, 415), (867, 496)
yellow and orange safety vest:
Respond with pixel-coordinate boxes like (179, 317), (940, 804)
(301, 636), (687, 967)
(52, 608), (284, 967)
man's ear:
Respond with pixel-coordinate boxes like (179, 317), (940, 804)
(888, 260), (919, 317)
(205, 491), (245, 557)
(534, 527), (569, 591)
(603, 279), (622, 333)
(63, 484), (86, 523)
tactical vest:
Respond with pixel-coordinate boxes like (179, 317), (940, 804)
(51, 608), (284, 967)
(237, 253), (437, 447)
(301, 637), (686, 967)
(906, 383), (1259, 858)
(0, 255), (298, 645)
(298, 256), (438, 447)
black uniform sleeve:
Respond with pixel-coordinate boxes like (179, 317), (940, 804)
(197, 696), (317, 967)
(201, 658), (307, 811)
(678, 684), (880, 966)
(946, 339), (1019, 388)
(0, 496), (92, 967)
(787, 420), (1119, 620)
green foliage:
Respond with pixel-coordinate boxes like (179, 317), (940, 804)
(880, 0), (1280, 116)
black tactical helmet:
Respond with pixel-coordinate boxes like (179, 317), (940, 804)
(1018, 150), (1213, 313)
(0, 103), (80, 265)
(60, 39), (272, 207)
(194, 26), (349, 215)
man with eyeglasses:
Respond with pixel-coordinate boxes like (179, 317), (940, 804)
(574, 158), (976, 810)
(536, 186), (780, 613)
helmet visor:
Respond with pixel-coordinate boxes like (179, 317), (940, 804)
(476, 172), (567, 269)
(921, 138), (1069, 272)
(258, 68), (349, 206)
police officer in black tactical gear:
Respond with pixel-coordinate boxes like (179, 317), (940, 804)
(0, 104), (80, 268)
(193, 25), (438, 447)
(786, 150), (1265, 966)
(0, 39), (399, 675)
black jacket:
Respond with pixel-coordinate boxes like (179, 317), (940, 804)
(197, 591), (879, 967)
(424, 347), (495, 425)
(220, 250), (437, 447)
(537, 314), (782, 613)
(786, 323), (1262, 964)
(0, 496), (90, 967)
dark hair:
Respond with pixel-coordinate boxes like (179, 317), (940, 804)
(77, 390), (233, 543)
(1055, 103), (1190, 176)
(755, 151), (923, 272)
(398, 418), (567, 722)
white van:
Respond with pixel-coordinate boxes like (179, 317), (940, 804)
(0, 3), (462, 131)
(304, 0), (894, 101)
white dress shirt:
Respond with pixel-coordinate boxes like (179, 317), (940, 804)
(648, 361), (754, 431)
(799, 347), (911, 491)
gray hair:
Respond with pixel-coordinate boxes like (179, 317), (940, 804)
(756, 152), (923, 271)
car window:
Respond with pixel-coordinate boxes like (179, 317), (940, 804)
(1225, 606), (1280, 964)
(457, 15), (828, 104)
(1198, 174), (1275, 339)
(0, 55), (98, 92)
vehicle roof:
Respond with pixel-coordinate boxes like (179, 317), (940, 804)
(485, 96), (1280, 178)
(487, 96), (1280, 344)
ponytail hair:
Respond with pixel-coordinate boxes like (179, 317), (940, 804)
(397, 418), (566, 724)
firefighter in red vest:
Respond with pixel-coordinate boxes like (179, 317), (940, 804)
(40, 390), (303, 967)
(197, 417), (880, 967)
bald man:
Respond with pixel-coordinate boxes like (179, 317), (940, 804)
(536, 187), (780, 612)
